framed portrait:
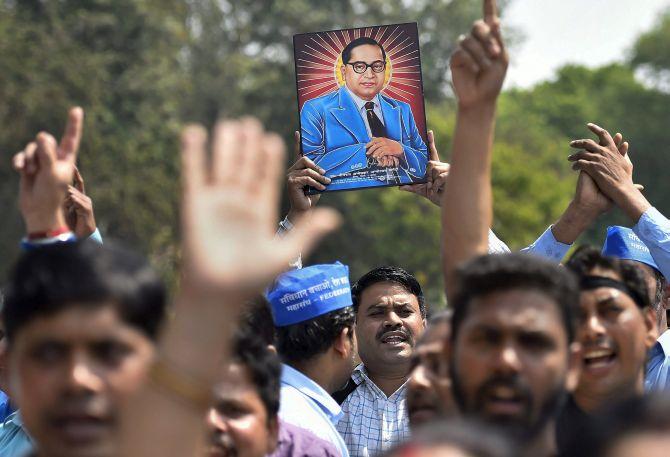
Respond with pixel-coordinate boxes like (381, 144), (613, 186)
(293, 22), (428, 193)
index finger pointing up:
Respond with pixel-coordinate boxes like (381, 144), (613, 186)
(59, 107), (84, 161)
(484, 0), (498, 25)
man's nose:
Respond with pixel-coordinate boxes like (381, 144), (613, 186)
(207, 409), (228, 433)
(67, 354), (104, 393)
(384, 312), (403, 328)
(408, 364), (432, 391)
(493, 344), (522, 374)
(582, 312), (607, 342)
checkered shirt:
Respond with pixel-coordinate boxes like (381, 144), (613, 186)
(336, 365), (410, 457)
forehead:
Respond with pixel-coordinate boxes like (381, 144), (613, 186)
(580, 267), (638, 308)
(416, 320), (451, 349)
(459, 289), (566, 338)
(358, 281), (419, 309)
(214, 363), (257, 400)
(349, 43), (383, 61)
(10, 305), (146, 347)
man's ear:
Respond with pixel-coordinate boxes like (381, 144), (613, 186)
(340, 65), (346, 82)
(333, 327), (352, 359)
(266, 416), (280, 455)
(644, 306), (659, 349)
(565, 341), (582, 393)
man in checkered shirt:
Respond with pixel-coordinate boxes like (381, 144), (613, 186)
(333, 266), (426, 456)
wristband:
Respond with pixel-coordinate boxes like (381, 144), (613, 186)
(27, 226), (72, 240)
(20, 231), (77, 251)
(149, 357), (212, 410)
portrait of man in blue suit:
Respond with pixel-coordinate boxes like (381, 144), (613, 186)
(300, 37), (428, 191)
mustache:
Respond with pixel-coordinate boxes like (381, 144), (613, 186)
(376, 326), (413, 343)
(209, 432), (236, 457)
(474, 374), (532, 413)
(581, 336), (617, 353)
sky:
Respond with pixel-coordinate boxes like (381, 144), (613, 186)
(503, 0), (670, 88)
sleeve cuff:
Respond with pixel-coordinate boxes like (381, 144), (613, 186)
(87, 228), (103, 244)
(521, 225), (571, 263)
(488, 229), (512, 254)
(633, 207), (669, 241)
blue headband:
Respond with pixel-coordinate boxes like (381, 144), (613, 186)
(602, 226), (660, 274)
(267, 262), (352, 327)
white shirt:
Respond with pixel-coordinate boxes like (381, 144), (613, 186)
(336, 364), (410, 457)
(345, 86), (385, 139)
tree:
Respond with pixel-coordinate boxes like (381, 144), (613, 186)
(0, 0), (187, 281)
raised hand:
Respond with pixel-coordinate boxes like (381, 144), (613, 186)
(64, 166), (97, 238)
(12, 107), (84, 233)
(568, 123), (650, 221)
(400, 130), (450, 206)
(180, 119), (340, 298)
(450, 0), (508, 108)
(287, 131), (329, 222)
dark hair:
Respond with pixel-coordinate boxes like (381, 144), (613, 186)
(564, 394), (670, 457)
(450, 253), (579, 344)
(652, 269), (665, 310)
(276, 306), (355, 364)
(342, 37), (386, 64)
(565, 246), (651, 309)
(3, 241), (167, 342)
(351, 266), (426, 317)
(238, 296), (276, 347)
(231, 331), (281, 420)
(389, 419), (516, 457)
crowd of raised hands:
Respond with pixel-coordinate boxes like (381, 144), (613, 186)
(3, 1), (670, 457)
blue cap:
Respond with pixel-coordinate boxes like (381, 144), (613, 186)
(602, 226), (660, 273)
(267, 262), (352, 327)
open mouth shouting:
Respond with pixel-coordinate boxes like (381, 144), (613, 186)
(379, 329), (409, 347)
(483, 384), (527, 417)
(582, 345), (617, 376)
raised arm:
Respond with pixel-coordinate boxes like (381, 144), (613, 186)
(441, 0), (508, 296)
(119, 118), (339, 457)
(12, 107), (83, 246)
(569, 123), (670, 278)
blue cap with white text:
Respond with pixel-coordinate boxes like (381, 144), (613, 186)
(267, 262), (352, 327)
(602, 226), (660, 273)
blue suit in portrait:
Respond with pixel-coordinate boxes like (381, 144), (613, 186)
(300, 86), (428, 191)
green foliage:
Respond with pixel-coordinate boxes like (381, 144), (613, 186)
(2, 1), (669, 310)
(499, 61), (670, 247)
(631, 9), (670, 79)
(0, 0), (187, 280)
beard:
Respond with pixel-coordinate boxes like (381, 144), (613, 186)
(450, 361), (567, 443)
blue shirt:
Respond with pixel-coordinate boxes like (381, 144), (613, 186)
(0, 391), (14, 423)
(278, 364), (349, 457)
(633, 207), (670, 280)
(488, 225), (571, 263)
(646, 329), (670, 392)
(0, 411), (33, 457)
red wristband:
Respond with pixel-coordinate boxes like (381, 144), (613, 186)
(27, 226), (72, 240)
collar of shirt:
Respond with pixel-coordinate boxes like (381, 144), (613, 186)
(2, 410), (23, 428)
(657, 329), (670, 356)
(351, 364), (409, 400)
(344, 85), (381, 116)
(280, 364), (343, 423)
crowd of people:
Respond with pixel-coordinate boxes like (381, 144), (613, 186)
(2, 1), (670, 456)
